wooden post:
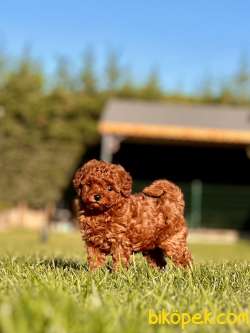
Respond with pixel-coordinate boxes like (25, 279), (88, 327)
(190, 179), (203, 228)
(100, 134), (123, 162)
(100, 135), (113, 162)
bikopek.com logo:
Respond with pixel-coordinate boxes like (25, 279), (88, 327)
(148, 309), (249, 329)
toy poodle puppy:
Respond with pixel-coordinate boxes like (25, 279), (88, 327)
(73, 159), (192, 271)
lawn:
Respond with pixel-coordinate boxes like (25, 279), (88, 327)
(0, 230), (250, 333)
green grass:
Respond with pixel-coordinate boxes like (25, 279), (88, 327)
(0, 230), (250, 333)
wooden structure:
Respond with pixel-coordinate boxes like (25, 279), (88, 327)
(98, 99), (250, 230)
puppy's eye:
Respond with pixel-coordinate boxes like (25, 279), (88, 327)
(108, 185), (113, 192)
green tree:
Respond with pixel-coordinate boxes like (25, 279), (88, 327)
(0, 48), (8, 87)
(105, 51), (121, 92)
(139, 68), (163, 100)
(199, 76), (215, 103)
(0, 54), (45, 207)
(54, 56), (76, 91)
(117, 67), (137, 98)
(217, 80), (235, 104)
(233, 53), (250, 103)
(0, 52), (101, 208)
(80, 47), (98, 95)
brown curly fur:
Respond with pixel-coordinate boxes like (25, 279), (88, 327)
(73, 159), (192, 271)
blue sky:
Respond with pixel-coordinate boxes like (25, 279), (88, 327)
(0, 0), (249, 93)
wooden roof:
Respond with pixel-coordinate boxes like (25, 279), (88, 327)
(99, 99), (250, 145)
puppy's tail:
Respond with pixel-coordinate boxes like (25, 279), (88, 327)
(143, 180), (185, 216)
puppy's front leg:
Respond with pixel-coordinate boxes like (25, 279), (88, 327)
(86, 243), (107, 271)
(112, 244), (132, 271)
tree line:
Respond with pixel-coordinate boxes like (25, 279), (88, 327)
(0, 48), (249, 209)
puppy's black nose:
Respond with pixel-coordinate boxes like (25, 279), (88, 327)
(94, 194), (101, 202)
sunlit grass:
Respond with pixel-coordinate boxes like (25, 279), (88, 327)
(0, 230), (249, 333)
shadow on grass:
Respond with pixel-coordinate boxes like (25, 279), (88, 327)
(40, 257), (88, 271)
(39, 257), (147, 273)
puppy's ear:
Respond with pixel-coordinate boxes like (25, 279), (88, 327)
(116, 165), (132, 197)
(72, 167), (84, 193)
(72, 159), (98, 192)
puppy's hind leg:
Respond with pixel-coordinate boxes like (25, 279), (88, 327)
(143, 248), (167, 269)
(159, 231), (192, 268)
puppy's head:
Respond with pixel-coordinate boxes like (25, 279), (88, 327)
(73, 159), (132, 212)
